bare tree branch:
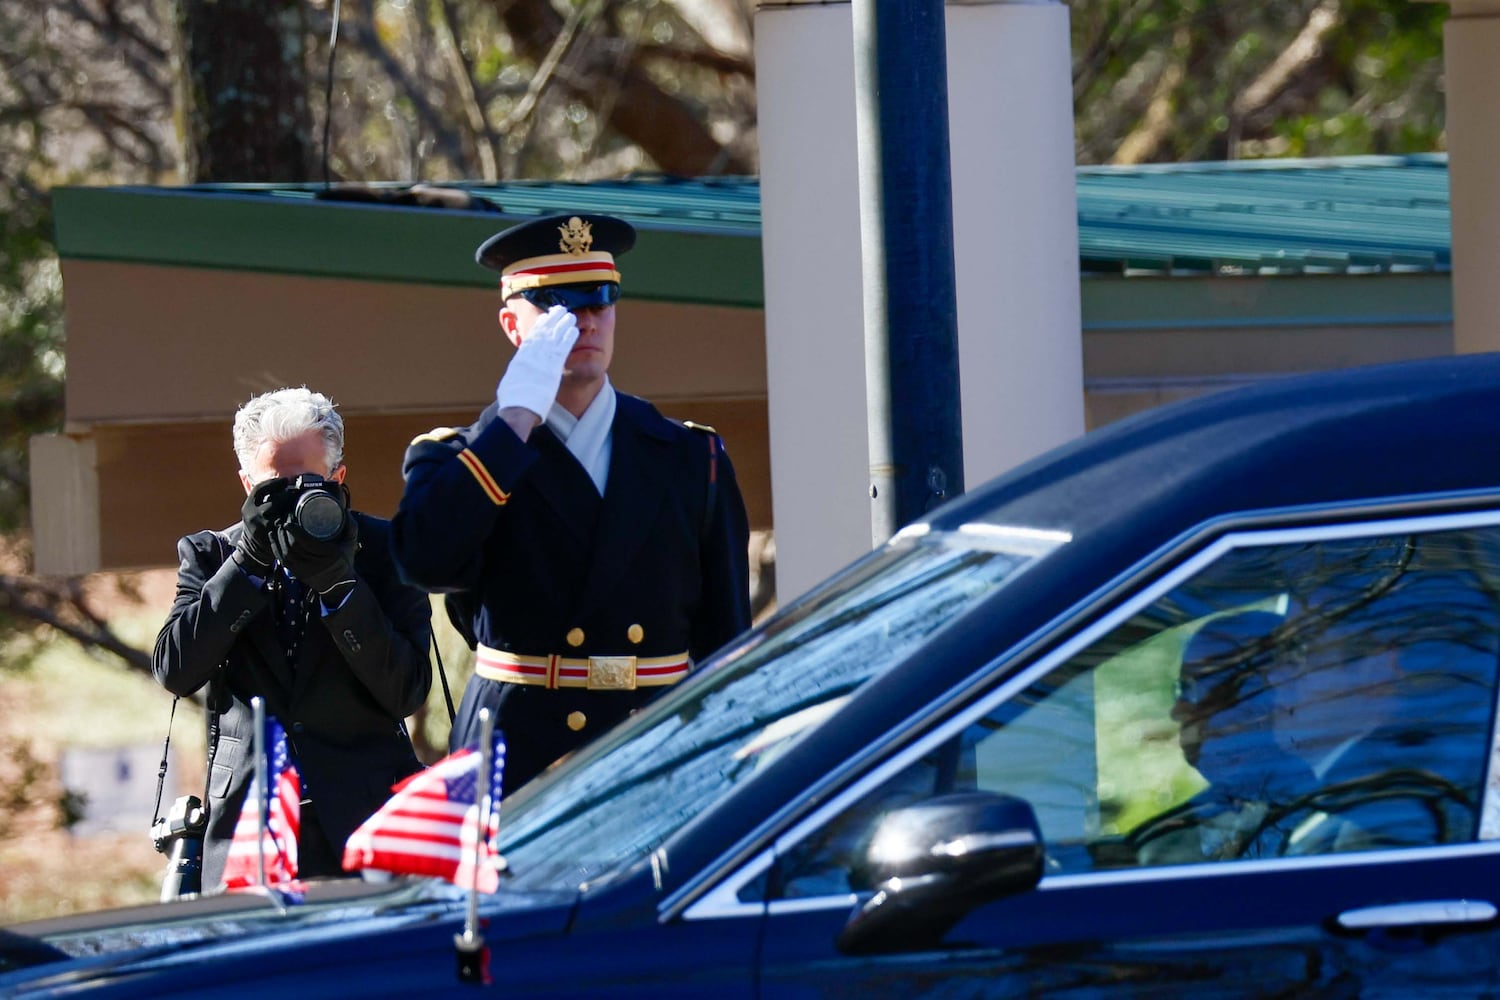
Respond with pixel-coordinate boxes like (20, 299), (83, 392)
(56, 0), (171, 63)
(577, 0), (642, 170)
(0, 574), (152, 676)
(1071, 0), (1159, 96)
(1233, 0), (1342, 123)
(435, 0), (501, 180)
(54, 0), (173, 105)
(670, 0), (752, 60)
(489, 0), (751, 176)
(633, 41), (754, 80)
(492, 0), (596, 135)
(343, 3), (467, 174)
(1109, 25), (1191, 165)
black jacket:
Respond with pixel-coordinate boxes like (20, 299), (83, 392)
(152, 512), (432, 888)
(392, 392), (751, 791)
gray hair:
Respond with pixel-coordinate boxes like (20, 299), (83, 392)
(232, 387), (345, 472)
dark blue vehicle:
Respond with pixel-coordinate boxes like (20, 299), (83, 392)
(8, 353), (1500, 996)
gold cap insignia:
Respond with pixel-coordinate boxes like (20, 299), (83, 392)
(558, 217), (594, 257)
(567, 711), (587, 731)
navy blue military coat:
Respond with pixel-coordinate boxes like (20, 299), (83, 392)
(392, 392), (751, 792)
(153, 513), (431, 887)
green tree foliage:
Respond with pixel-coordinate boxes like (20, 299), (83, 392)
(1071, 0), (1447, 164)
(0, 0), (172, 665)
(1, 0), (177, 534)
(0, 192), (63, 538)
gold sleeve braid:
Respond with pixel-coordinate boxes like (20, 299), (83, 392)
(410, 427), (509, 506)
(456, 448), (509, 506)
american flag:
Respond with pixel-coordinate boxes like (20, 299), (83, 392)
(342, 732), (507, 892)
(222, 715), (301, 889)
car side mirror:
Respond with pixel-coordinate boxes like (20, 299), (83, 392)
(837, 791), (1044, 955)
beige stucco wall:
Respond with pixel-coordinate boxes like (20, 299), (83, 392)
(37, 259), (1451, 574)
(41, 260), (771, 572)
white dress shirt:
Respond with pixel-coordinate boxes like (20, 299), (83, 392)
(545, 377), (615, 495)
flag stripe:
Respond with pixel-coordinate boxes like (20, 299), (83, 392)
(342, 735), (507, 894)
(222, 716), (302, 890)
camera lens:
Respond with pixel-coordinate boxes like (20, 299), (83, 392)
(294, 491), (346, 541)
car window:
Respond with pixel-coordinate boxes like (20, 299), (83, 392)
(493, 526), (1064, 892)
(769, 522), (1500, 900)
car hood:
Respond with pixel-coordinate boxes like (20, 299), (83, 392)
(0, 876), (577, 997)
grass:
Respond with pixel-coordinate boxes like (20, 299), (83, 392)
(0, 610), (183, 924)
(9, 611), (200, 748)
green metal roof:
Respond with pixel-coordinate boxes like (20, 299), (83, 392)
(1075, 154), (1451, 275)
(52, 154), (1453, 306)
(455, 155), (1454, 275)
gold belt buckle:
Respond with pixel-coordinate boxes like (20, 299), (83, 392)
(587, 655), (638, 691)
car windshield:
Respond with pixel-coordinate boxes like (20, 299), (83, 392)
(492, 524), (1066, 891)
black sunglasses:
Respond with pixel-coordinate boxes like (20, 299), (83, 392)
(510, 282), (620, 311)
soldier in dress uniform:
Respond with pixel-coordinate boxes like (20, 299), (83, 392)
(392, 212), (752, 794)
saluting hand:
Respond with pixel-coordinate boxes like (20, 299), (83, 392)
(496, 305), (579, 421)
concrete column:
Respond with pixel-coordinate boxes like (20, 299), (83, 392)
(755, 0), (1084, 603)
(1442, 0), (1500, 354)
(947, 0), (1084, 483)
(756, 1), (872, 603)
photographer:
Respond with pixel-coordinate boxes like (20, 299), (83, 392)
(153, 387), (432, 890)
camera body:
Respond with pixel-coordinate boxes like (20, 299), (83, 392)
(281, 473), (348, 541)
(151, 794), (207, 900)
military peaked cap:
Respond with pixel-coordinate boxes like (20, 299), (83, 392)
(476, 214), (637, 305)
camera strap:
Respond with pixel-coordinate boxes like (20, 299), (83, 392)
(150, 697), (181, 827)
(433, 633), (456, 723)
(153, 688), (222, 833)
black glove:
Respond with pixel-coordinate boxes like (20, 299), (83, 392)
(271, 513), (359, 598)
(232, 477), (290, 575)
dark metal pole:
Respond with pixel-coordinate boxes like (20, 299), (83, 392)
(852, 0), (965, 546)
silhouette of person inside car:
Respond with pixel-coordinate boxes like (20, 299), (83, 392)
(1132, 610), (1315, 864)
(1134, 603), (1476, 866)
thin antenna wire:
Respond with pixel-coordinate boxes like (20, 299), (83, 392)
(253, 696), (268, 890)
(467, 708), (495, 930)
(454, 708), (493, 980)
(322, 0), (343, 189)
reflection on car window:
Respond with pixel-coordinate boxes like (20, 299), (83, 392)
(493, 528), (1060, 892)
(772, 523), (1500, 898)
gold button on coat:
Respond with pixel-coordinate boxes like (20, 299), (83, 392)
(627, 624), (644, 644)
(566, 711), (587, 731)
(566, 627), (585, 648)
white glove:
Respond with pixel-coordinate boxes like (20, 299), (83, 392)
(496, 305), (579, 419)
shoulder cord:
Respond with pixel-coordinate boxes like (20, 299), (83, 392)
(701, 433), (719, 547)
